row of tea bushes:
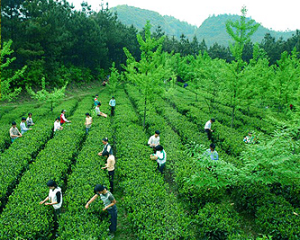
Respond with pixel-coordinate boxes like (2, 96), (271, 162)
(114, 89), (193, 239)
(0, 99), (79, 208)
(125, 85), (245, 238)
(57, 93), (112, 239)
(0, 97), (92, 239)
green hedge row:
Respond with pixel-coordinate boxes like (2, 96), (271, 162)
(0, 106), (15, 121)
(0, 99), (79, 208)
(126, 84), (300, 239)
(231, 184), (300, 239)
(57, 94), (112, 239)
(125, 85), (245, 238)
(170, 86), (300, 239)
(0, 106), (34, 152)
(0, 97), (91, 239)
(114, 89), (193, 239)
(175, 85), (278, 134)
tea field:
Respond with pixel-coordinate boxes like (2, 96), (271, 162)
(0, 84), (299, 240)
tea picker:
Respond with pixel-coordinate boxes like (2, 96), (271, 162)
(39, 180), (63, 230)
(85, 184), (117, 238)
(204, 118), (215, 141)
(150, 145), (167, 174)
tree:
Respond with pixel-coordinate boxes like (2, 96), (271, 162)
(225, 6), (259, 127)
(1, 40), (27, 101)
(26, 77), (68, 112)
(271, 49), (300, 110)
(123, 21), (173, 129)
(107, 62), (121, 96)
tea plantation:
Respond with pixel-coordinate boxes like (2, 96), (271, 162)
(0, 84), (299, 240)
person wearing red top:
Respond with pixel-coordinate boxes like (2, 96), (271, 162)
(60, 110), (71, 125)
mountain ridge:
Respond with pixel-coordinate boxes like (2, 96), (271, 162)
(109, 5), (296, 47)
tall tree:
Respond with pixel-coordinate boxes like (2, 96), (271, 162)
(225, 6), (259, 127)
(123, 21), (173, 129)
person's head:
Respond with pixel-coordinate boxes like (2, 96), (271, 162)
(46, 179), (57, 189)
(112, 96), (114, 99)
(248, 132), (252, 136)
(61, 110), (66, 114)
(211, 118), (215, 123)
(97, 103), (101, 107)
(85, 113), (90, 117)
(56, 117), (60, 122)
(155, 145), (163, 152)
(28, 113), (32, 117)
(154, 130), (160, 137)
(94, 184), (105, 194)
(210, 143), (216, 151)
(102, 137), (108, 145)
(21, 117), (26, 122)
(12, 121), (17, 127)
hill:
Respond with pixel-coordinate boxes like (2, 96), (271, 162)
(109, 5), (296, 47)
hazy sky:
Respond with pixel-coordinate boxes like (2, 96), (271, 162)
(70, 0), (300, 31)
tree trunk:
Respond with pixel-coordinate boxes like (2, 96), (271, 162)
(231, 105), (235, 128)
(143, 97), (147, 130)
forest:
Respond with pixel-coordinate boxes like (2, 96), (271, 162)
(1, 0), (300, 239)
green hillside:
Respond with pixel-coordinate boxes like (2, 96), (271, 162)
(109, 5), (197, 39)
(109, 5), (296, 47)
(198, 14), (295, 46)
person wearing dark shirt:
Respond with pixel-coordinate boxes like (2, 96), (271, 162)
(98, 137), (113, 157)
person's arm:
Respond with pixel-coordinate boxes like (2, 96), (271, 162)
(103, 199), (116, 211)
(148, 136), (154, 146)
(39, 196), (49, 205)
(85, 194), (98, 209)
(21, 123), (29, 131)
(150, 153), (158, 160)
(102, 158), (109, 169)
(46, 191), (61, 205)
(62, 114), (71, 123)
(102, 158), (110, 169)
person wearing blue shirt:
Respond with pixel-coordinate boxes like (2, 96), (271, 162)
(205, 143), (219, 160)
(109, 96), (116, 116)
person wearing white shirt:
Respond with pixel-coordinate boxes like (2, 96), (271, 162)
(95, 103), (107, 118)
(20, 117), (32, 134)
(204, 118), (215, 140)
(150, 145), (167, 174)
(109, 96), (116, 116)
(10, 121), (22, 143)
(39, 180), (63, 230)
(54, 117), (63, 132)
(148, 130), (160, 148)
(84, 113), (92, 134)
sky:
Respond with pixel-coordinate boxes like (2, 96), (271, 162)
(70, 0), (300, 31)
